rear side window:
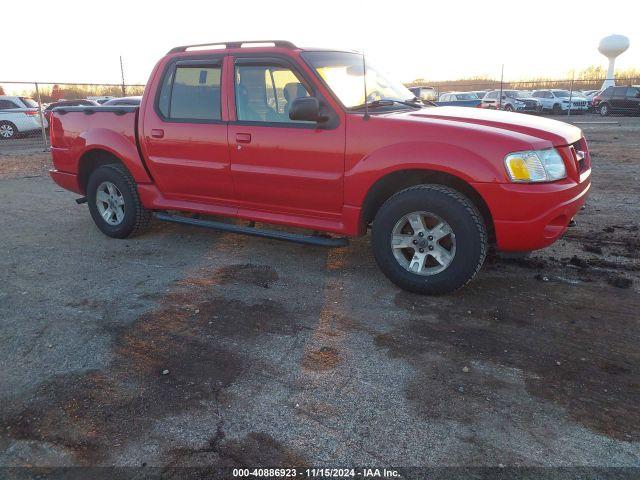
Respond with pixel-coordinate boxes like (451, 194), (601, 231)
(19, 97), (38, 108)
(0, 100), (20, 109)
(627, 87), (639, 98)
(158, 64), (221, 121)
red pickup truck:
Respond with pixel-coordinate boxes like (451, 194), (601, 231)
(49, 40), (591, 294)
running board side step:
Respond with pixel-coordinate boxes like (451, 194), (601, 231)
(154, 212), (349, 248)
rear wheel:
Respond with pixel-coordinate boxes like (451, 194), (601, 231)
(86, 163), (151, 238)
(0, 121), (17, 139)
(599, 103), (610, 116)
(372, 185), (487, 295)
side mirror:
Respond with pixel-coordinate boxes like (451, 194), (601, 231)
(289, 97), (327, 122)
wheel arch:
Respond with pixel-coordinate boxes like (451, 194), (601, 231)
(77, 149), (129, 194)
(360, 169), (495, 243)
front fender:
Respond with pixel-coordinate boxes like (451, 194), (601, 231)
(344, 141), (503, 207)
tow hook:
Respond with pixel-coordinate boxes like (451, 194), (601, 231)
(568, 218), (577, 227)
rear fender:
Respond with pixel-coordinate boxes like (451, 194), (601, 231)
(76, 128), (151, 184)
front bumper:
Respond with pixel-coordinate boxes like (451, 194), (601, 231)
(472, 168), (591, 252)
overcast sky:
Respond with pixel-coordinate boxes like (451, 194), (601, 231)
(2, 0), (638, 88)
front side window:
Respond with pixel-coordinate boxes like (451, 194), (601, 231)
(158, 64), (221, 121)
(628, 87), (640, 98)
(302, 51), (415, 109)
(234, 63), (311, 123)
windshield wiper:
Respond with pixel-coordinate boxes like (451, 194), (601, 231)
(351, 98), (423, 111)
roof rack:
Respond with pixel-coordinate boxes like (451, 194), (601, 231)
(168, 40), (297, 54)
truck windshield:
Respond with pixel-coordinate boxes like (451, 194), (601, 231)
(302, 51), (416, 109)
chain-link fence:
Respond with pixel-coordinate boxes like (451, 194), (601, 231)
(0, 81), (145, 155)
(407, 76), (640, 121)
(2, 74), (639, 156)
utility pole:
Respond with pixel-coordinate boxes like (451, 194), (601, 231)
(34, 82), (48, 148)
(120, 56), (126, 96)
(498, 64), (504, 110)
(567, 69), (575, 119)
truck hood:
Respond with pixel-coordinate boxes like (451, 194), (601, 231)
(388, 106), (582, 146)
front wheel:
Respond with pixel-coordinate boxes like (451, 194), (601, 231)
(552, 104), (563, 115)
(372, 185), (488, 295)
(87, 163), (151, 238)
(599, 103), (610, 116)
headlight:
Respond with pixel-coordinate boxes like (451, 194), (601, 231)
(504, 149), (567, 182)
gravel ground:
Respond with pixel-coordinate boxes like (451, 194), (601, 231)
(0, 116), (638, 476)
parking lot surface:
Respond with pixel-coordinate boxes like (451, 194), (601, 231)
(0, 116), (639, 471)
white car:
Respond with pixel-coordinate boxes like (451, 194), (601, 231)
(0, 96), (48, 139)
(530, 89), (589, 114)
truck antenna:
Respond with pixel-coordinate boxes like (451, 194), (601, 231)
(362, 52), (370, 120)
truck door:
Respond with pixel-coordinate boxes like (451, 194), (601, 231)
(141, 56), (235, 207)
(227, 56), (345, 222)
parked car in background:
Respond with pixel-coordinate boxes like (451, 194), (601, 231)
(593, 85), (640, 116)
(531, 89), (589, 114)
(582, 90), (602, 112)
(0, 96), (47, 139)
(408, 86), (437, 102)
(471, 90), (487, 99)
(87, 96), (115, 104)
(481, 90), (540, 113)
(102, 96), (143, 106)
(44, 99), (100, 122)
(436, 92), (482, 107)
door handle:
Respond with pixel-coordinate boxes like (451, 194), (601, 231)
(236, 133), (251, 144)
(151, 129), (164, 139)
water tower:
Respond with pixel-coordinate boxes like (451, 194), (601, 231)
(598, 34), (630, 89)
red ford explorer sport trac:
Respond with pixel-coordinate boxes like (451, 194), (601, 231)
(49, 40), (591, 295)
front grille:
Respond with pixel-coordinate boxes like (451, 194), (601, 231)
(571, 139), (589, 173)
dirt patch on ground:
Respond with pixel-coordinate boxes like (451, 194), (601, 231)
(0, 152), (51, 179)
(167, 431), (308, 470)
(381, 279), (639, 441)
(1, 267), (300, 465)
(212, 263), (279, 288)
(301, 346), (341, 372)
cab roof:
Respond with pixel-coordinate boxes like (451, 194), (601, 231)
(167, 40), (357, 54)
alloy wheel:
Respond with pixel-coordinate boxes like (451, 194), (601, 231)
(0, 124), (15, 139)
(391, 211), (456, 275)
(96, 181), (125, 226)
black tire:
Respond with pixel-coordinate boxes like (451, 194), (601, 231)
(372, 184), (488, 295)
(599, 103), (610, 116)
(504, 104), (514, 112)
(552, 104), (562, 115)
(0, 121), (17, 139)
(86, 163), (151, 238)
